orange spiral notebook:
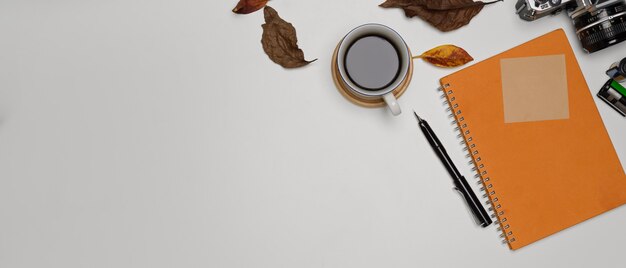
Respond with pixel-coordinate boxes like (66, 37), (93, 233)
(440, 29), (626, 250)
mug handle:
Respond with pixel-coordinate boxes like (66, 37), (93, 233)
(383, 93), (401, 116)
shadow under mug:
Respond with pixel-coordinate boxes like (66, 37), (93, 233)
(332, 24), (413, 116)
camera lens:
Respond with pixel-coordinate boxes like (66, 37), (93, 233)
(571, 1), (626, 53)
(620, 58), (626, 74)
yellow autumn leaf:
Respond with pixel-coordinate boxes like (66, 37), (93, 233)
(414, 45), (474, 67)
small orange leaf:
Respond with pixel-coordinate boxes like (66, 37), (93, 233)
(415, 45), (474, 67)
(232, 0), (269, 14)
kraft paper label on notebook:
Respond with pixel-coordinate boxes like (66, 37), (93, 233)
(500, 55), (569, 123)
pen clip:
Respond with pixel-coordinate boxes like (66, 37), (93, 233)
(453, 187), (482, 226)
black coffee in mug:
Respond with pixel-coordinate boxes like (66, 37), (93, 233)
(344, 35), (401, 91)
(334, 24), (412, 116)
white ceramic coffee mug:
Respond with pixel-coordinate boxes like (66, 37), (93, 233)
(336, 24), (412, 116)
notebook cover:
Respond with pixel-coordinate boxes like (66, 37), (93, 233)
(440, 29), (626, 250)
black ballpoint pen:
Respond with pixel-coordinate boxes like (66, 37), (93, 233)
(414, 112), (492, 228)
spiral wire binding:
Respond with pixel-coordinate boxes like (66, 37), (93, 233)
(439, 84), (517, 246)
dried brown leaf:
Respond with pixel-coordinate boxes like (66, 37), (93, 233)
(415, 45), (473, 67)
(261, 6), (316, 68)
(379, 0), (502, 32)
(232, 0), (268, 14)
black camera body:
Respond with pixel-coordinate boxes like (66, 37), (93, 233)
(516, 0), (626, 53)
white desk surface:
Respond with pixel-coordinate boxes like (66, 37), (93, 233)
(1, 1), (625, 267)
